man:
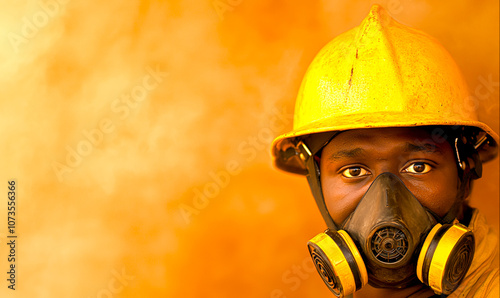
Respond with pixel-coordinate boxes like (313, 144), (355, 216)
(271, 5), (498, 298)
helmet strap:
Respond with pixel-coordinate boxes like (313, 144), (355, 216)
(296, 133), (338, 230)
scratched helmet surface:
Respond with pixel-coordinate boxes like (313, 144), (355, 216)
(271, 5), (499, 174)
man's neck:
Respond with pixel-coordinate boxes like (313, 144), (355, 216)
(353, 283), (437, 298)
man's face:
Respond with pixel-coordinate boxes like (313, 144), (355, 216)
(320, 127), (460, 226)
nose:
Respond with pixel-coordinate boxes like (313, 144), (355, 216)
(372, 162), (403, 180)
(342, 172), (435, 244)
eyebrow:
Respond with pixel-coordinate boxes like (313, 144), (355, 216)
(326, 141), (444, 162)
(327, 148), (365, 161)
(403, 142), (443, 154)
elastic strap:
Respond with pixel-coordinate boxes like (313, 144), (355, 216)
(296, 132), (338, 230)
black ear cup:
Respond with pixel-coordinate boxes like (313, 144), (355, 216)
(417, 223), (475, 295)
(307, 230), (368, 297)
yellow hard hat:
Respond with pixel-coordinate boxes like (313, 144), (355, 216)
(272, 5), (499, 174)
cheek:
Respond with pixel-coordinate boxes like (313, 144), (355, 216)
(405, 172), (459, 218)
(321, 175), (371, 226)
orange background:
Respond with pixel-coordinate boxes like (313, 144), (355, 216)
(0, 1), (498, 297)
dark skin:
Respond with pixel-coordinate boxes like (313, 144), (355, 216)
(319, 127), (466, 298)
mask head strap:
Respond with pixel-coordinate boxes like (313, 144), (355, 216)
(295, 132), (338, 230)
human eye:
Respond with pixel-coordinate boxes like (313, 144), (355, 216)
(340, 166), (370, 178)
(402, 162), (432, 174)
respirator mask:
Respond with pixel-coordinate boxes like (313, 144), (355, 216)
(294, 132), (480, 297)
(307, 173), (474, 297)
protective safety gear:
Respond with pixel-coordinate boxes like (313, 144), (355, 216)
(307, 173), (475, 297)
(449, 209), (499, 298)
(271, 5), (499, 175)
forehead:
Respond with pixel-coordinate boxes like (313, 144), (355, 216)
(322, 127), (453, 156)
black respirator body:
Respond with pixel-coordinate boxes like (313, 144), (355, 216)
(295, 134), (479, 297)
